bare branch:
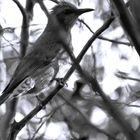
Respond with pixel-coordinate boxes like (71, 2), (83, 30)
(78, 19), (131, 46)
(37, 0), (51, 18)
(12, 0), (29, 58)
(0, 99), (17, 140)
(115, 73), (140, 82)
(49, 0), (59, 4)
(26, 0), (37, 21)
(2, 36), (20, 56)
(59, 14), (139, 140)
(64, 17), (114, 80)
(59, 94), (120, 140)
(110, 0), (140, 57)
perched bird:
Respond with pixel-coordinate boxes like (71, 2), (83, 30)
(0, 2), (93, 105)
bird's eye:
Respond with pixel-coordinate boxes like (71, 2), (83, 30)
(63, 9), (74, 14)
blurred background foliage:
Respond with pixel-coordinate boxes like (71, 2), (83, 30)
(1, 0), (140, 140)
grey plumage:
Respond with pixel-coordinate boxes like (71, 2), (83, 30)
(0, 2), (93, 105)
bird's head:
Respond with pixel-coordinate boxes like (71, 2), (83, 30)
(51, 2), (93, 30)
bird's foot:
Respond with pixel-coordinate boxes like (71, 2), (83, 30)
(54, 78), (68, 87)
(36, 95), (46, 109)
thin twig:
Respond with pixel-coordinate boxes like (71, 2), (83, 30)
(91, 46), (97, 77)
(78, 19), (131, 46)
(59, 94), (120, 140)
(115, 101), (140, 108)
(61, 15), (138, 140)
(115, 73), (140, 82)
(30, 119), (46, 140)
(37, 0), (51, 18)
(2, 36), (20, 56)
(12, 0), (29, 58)
(64, 17), (115, 81)
(49, 0), (59, 4)
(31, 103), (64, 140)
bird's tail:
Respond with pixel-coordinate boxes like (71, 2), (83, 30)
(0, 84), (13, 105)
(0, 79), (22, 105)
(0, 77), (35, 105)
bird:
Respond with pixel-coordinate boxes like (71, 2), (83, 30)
(0, 2), (93, 105)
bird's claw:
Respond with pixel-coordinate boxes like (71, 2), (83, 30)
(36, 96), (46, 109)
(54, 78), (68, 87)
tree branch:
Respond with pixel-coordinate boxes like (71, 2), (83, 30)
(7, 12), (112, 140)
(59, 94), (119, 140)
(78, 19), (131, 46)
(115, 73), (140, 82)
(110, 0), (140, 57)
(49, 0), (59, 4)
(58, 13), (139, 140)
(13, 0), (29, 58)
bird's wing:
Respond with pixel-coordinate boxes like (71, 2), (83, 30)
(2, 51), (50, 95)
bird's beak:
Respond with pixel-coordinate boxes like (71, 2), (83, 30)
(76, 8), (94, 15)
